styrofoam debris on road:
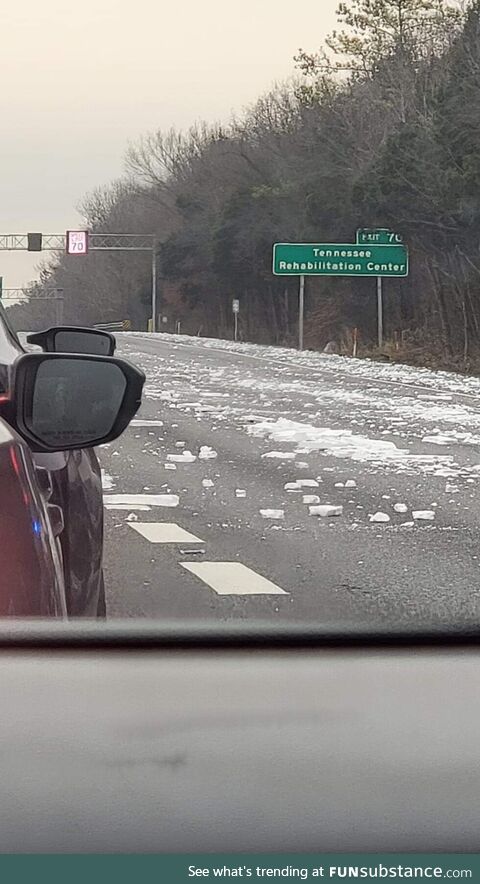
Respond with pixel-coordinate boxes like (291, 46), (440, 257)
(394, 503), (408, 513)
(309, 505), (343, 517)
(199, 446), (218, 460)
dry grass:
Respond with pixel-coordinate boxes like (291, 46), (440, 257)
(353, 340), (480, 376)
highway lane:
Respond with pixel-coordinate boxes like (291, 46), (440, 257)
(100, 333), (480, 626)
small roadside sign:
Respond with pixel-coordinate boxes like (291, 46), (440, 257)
(232, 299), (240, 341)
(356, 228), (403, 245)
(66, 230), (88, 255)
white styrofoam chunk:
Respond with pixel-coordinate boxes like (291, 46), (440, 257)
(199, 446), (218, 460)
(167, 451), (196, 463)
(309, 505), (343, 517)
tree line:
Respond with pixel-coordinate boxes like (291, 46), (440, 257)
(8, 0), (480, 369)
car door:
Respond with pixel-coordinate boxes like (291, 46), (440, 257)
(50, 447), (105, 617)
(0, 416), (67, 616)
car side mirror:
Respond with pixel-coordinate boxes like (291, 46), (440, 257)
(11, 352), (145, 452)
(27, 327), (116, 356)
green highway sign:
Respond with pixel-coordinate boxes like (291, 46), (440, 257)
(272, 242), (409, 277)
(356, 228), (403, 245)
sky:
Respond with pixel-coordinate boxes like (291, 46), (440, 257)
(0, 0), (338, 289)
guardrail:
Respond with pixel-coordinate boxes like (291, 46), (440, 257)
(93, 320), (131, 332)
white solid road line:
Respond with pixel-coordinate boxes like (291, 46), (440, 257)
(103, 493), (179, 507)
(181, 562), (288, 596)
(105, 503), (152, 511)
(129, 522), (204, 543)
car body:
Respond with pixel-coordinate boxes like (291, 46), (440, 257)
(0, 304), (111, 617)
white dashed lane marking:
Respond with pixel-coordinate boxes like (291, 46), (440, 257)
(107, 509), (288, 595)
(181, 562), (288, 596)
(129, 522), (204, 543)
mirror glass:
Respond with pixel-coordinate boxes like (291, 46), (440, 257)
(53, 330), (113, 355)
(30, 358), (127, 447)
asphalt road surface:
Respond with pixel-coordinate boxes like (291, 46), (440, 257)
(100, 333), (480, 627)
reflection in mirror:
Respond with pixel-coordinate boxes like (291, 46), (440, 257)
(54, 330), (113, 355)
(30, 358), (127, 448)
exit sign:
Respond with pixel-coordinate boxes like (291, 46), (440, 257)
(356, 228), (403, 245)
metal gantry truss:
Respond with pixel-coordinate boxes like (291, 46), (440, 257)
(0, 232), (158, 329)
(0, 233), (155, 251)
(1, 288), (65, 323)
(1, 288), (64, 300)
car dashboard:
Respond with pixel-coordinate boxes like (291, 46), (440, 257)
(0, 622), (477, 853)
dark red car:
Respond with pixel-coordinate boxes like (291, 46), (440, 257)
(0, 305), (145, 617)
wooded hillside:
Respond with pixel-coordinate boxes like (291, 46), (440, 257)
(9, 0), (480, 370)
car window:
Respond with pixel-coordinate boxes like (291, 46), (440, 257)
(0, 0), (477, 631)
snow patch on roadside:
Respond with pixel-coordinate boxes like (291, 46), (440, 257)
(126, 331), (480, 398)
(248, 418), (455, 475)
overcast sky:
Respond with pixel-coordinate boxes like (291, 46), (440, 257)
(0, 0), (338, 288)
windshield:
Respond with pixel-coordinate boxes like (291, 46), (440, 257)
(0, 0), (476, 629)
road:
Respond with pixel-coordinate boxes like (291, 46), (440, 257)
(100, 333), (480, 627)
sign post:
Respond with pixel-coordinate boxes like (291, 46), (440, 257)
(151, 241), (157, 332)
(355, 231), (404, 349)
(377, 276), (383, 349)
(299, 276), (305, 351)
(232, 298), (239, 342)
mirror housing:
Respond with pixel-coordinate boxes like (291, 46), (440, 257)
(27, 326), (116, 356)
(12, 352), (145, 452)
